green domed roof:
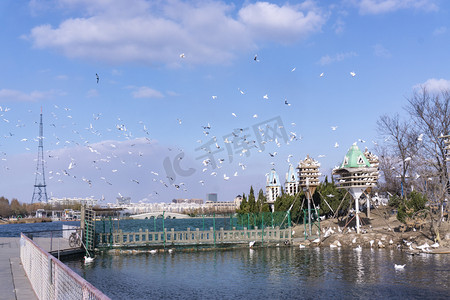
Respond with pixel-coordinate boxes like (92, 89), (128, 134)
(340, 143), (371, 168)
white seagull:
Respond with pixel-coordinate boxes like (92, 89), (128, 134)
(84, 256), (94, 264)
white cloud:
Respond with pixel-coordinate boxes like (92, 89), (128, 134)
(0, 89), (64, 102)
(333, 18), (345, 34)
(132, 86), (164, 99)
(166, 91), (179, 97)
(354, 0), (438, 15)
(111, 69), (122, 76)
(27, 0), (327, 65)
(86, 89), (98, 98)
(373, 44), (391, 58)
(55, 74), (68, 80)
(238, 2), (326, 44)
(318, 51), (357, 65)
(433, 26), (447, 36)
(414, 78), (450, 93)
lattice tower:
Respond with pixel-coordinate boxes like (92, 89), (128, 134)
(31, 109), (48, 203)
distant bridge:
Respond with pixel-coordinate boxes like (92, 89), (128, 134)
(130, 211), (191, 219)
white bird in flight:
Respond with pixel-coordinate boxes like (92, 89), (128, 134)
(334, 142), (339, 148)
(320, 72), (324, 77)
(231, 113), (237, 117)
(350, 71), (356, 77)
(179, 53), (185, 58)
(331, 126), (338, 131)
(263, 94), (269, 100)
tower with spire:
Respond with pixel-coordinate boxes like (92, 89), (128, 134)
(285, 164), (299, 196)
(31, 108), (48, 203)
(266, 168), (281, 212)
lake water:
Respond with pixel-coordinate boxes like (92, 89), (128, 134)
(0, 221), (80, 237)
(64, 247), (449, 299)
(3, 221), (449, 299)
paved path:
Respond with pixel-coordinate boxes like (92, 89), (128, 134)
(0, 237), (37, 300)
(0, 237), (72, 300)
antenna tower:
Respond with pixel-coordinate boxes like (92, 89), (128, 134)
(31, 107), (48, 203)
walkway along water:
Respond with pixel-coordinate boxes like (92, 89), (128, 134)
(20, 233), (110, 300)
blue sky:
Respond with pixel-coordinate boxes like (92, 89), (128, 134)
(1, 0), (450, 205)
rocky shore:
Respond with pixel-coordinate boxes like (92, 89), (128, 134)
(292, 206), (450, 254)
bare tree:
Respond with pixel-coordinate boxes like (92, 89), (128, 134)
(374, 144), (401, 194)
(406, 87), (450, 241)
(0, 197), (12, 218)
(376, 113), (419, 198)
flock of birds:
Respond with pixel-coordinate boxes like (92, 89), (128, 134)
(0, 53), (378, 203)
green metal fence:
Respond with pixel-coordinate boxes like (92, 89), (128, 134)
(234, 211), (291, 230)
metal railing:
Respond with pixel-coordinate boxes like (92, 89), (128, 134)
(96, 226), (292, 248)
(20, 233), (110, 300)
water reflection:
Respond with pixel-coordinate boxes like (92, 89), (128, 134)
(64, 248), (449, 299)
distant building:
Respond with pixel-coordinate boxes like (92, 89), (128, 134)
(172, 198), (203, 205)
(116, 196), (131, 205)
(48, 197), (98, 207)
(266, 169), (281, 211)
(234, 195), (243, 209)
(285, 164), (299, 196)
(207, 193), (218, 202)
(205, 201), (236, 212)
